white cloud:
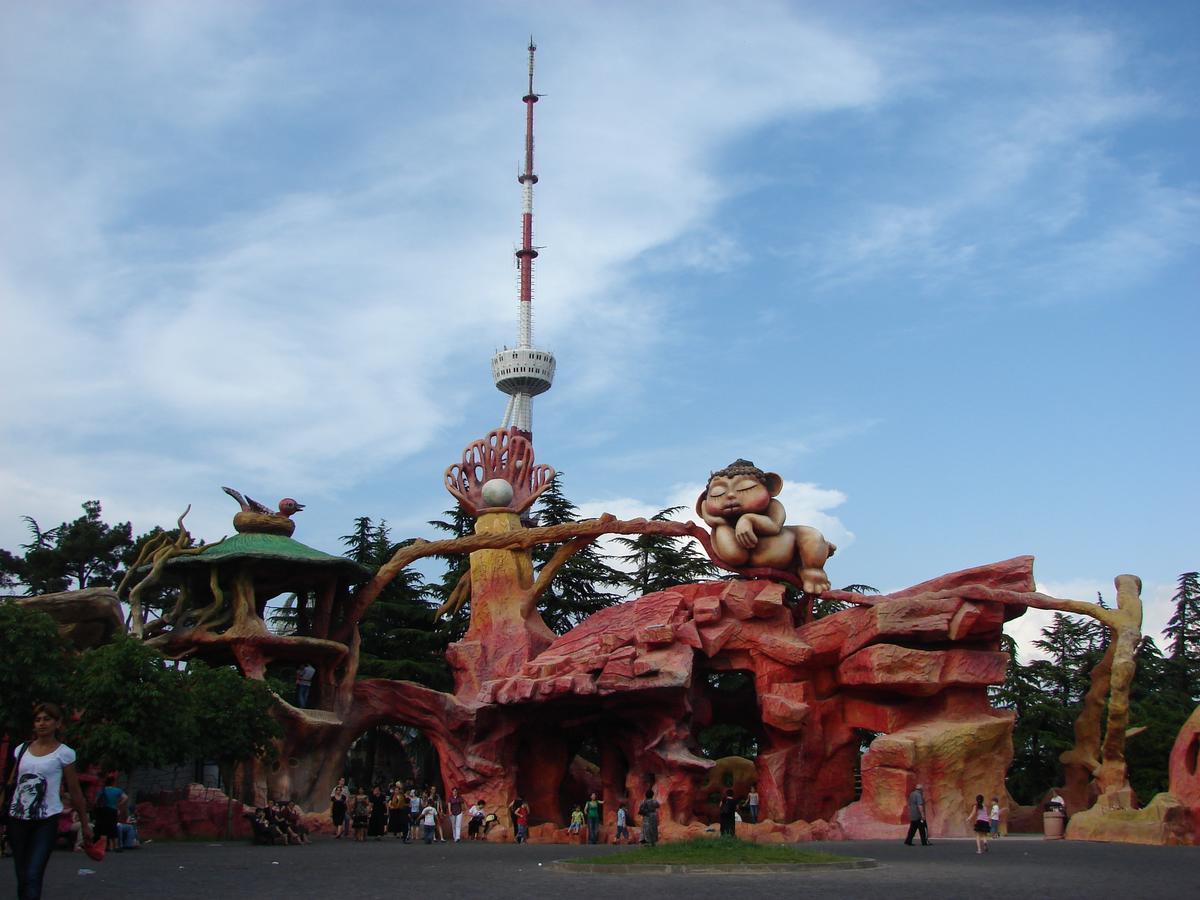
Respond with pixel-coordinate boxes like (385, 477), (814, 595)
(0, 2), (890, 549)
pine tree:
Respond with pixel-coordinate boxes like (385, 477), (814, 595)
(344, 517), (451, 690)
(530, 474), (624, 634)
(0, 501), (133, 594)
(1031, 613), (1097, 707)
(611, 507), (718, 597)
(1164, 572), (1200, 699)
(427, 505), (475, 643)
(1126, 635), (1193, 799)
(992, 633), (1074, 803)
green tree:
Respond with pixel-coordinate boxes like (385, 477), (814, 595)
(612, 507), (717, 596)
(427, 504), (475, 643)
(992, 633), (1074, 804)
(185, 660), (281, 828)
(1125, 635), (1192, 800)
(1030, 613), (1099, 708)
(531, 474), (624, 634)
(0, 602), (74, 753)
(67, 636), (191, 773)
(345, 518), (451, 690)
(1164, 572), (1200, 699)
(0, 501), (133, 595)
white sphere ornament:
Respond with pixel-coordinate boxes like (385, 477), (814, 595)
(481, 478), (515, 507)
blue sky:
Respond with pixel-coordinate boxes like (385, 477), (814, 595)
(1, 1), (1196, 657)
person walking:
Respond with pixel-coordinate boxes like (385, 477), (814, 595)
(969, 794), (991, 854)
(903, 783), (930, 846)
(637, 789), (660, 846)
(584, 791), (604, 844)
(719, 788), (738, 838)
(6, 703), (94, 900)
(615, 801), (630, 844)
(448, 787), (465, 842)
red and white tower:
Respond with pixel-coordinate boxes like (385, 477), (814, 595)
(491, 40), (556, 437)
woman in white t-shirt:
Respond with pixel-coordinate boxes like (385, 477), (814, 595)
(6, 702), (93, 900)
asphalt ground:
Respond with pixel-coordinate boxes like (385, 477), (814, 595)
(4, 835), (1196, 900)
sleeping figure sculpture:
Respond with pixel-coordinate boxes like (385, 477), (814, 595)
(697, 459), (836, 594)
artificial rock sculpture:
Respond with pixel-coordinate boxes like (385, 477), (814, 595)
(90, 434), (1170, 843)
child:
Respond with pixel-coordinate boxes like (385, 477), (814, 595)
(989, 797), (1005, 838)
(468, 800), (486, 840)
(969, 794), (990, 854)
(615, 802), (630, 844)
(515, 799), (529, 844)
(421, 802), (438, 844)
(568, 805), (584, 836)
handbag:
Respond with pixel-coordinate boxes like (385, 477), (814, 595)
(2, 743), (30, 825)
(84, 838), (106, 862)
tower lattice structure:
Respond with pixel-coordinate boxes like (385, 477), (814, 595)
(491, 40), (555, 437)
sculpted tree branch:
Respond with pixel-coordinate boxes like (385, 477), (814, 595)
(117, 506), (223, 639)
(434, 571), (473, 620)
(340, 516), (815, 643)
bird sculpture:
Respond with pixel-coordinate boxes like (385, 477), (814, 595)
(222, 487), (305, 518)
(222, 487), (305, 537)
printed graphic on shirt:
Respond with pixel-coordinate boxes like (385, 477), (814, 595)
(10, 772), (48, 820)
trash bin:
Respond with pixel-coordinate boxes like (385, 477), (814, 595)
(1043, 810), (1066, 839)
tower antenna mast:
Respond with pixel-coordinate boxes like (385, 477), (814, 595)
(491, 39), (555, 436)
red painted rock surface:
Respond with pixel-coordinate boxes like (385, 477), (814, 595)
(326, 556), (1033, 840)
(1168, 704), (1200, 810)
(140, 525), (1032, 841)
(135, 785), (253, 840)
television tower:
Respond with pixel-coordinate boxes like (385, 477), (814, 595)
(491, 40), (556, 437)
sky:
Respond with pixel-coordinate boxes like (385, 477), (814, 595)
(1, 1), (1196, 660)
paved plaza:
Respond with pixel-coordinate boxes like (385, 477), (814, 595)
(4, 836), (1195, 900)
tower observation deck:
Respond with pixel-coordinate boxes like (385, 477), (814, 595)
(491, 40), (555, 437)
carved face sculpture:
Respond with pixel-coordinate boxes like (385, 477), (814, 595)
(699, 461), (783, 522)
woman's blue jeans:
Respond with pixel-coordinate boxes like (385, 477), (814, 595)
(587, 818), (600, 844)
(9, 814), (60, 900)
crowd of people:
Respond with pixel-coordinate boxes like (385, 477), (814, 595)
(321, 779), (667, 848)
(247, 800), (311, 846)
(327, 778), (500, 844)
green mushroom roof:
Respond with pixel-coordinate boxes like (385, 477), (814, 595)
(162, 532), (373, 582)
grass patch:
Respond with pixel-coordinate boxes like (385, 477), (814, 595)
(565, 837), (848, 866)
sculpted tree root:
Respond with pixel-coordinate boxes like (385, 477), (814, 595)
(117, 506), (225, 639)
